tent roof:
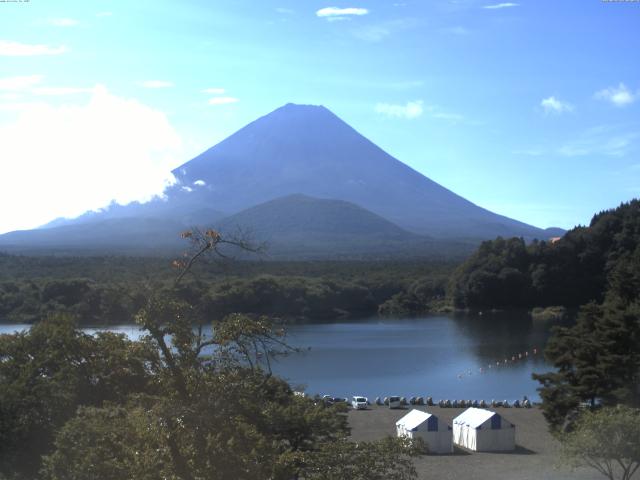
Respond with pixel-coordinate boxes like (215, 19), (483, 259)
(453, 408), (497, 429)
(396, 409), (433, 431)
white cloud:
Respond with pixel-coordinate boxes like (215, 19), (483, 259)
(375, 100), (423, 119)
(138, 80), (174, 89)
(0, 86), (183, 234)
(193, 179), (206, 186)
(0, 101), (48, 112)
(557, 126), (638, 158)
(483, 3), (519, 9)
(540, 96), (574, 115)
(0, 75), (94, 97)
(352, 18), (418, 42)
(0, 75), (43, 91)
(352, 25), (391, 42)
(0, 93), (21, 101)
(431, 111), (465, 122)
(0, 40), (67, 56)
(47, 18), (79, 27)
(202, 87), (225, 94)
(443, 26), (470, 35)
(422, 104), (467, 123)
(316, 7), (369, 20)
(595, 83), (637, 107)
(513, 149), (544, 156)
(32, 86), (95, 96)
(208, 96), (239, 105)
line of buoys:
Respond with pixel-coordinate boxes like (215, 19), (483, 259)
(456, 347), (539, 380)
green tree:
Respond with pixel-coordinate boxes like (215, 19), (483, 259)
(298, 436), (421, 480)
(533, 303), (640, 431)
(560, 406), (640, 480)
(0, 314), (156, 480)
(37, 229), (421, 480)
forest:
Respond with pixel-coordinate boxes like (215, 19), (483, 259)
(448, 199), (640, 310)
(0, 254), (454, 325)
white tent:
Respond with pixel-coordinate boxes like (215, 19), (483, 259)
(396, 409), (453, 454)
(452, 407), (515, 452)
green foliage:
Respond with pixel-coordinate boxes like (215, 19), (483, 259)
(298, 436), (422, 480)
(0, 298), (420, 479)
(533, 302), (640, 431)
(40, 405), (168, 480)
(378, 275), (448, 315)
(560, 406), (640, 480)
(0, 257), (456, 325)
(530, 305), (567, 321)
(449, 200), (640, 309)
(0, 314), (156, 479)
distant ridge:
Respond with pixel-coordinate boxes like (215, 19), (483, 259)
(214, 194), (474, 259)
(217, 194), (416, 240)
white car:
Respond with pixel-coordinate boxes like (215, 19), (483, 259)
(351, 396), (368, 410)
(387, 396), (402, 409)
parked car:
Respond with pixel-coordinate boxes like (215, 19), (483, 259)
(322, 395), (348, 406)
(351, 396), (368, 410)
(388, 395), (402, 409)
(322, 395), (337, 406)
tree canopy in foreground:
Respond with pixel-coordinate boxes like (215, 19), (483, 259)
(560, 405), (640, 480)
(0, 229), (421, 480)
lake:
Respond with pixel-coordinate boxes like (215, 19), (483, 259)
(0, 311), (556, 402)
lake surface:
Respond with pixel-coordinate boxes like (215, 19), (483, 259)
(0, 312), (557, 402)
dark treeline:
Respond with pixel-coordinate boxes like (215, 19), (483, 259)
(0, 254), (456, 324)
(533, 238), (640, 431)
(449, 199), (640, 309)
(492, 200), (640, 432)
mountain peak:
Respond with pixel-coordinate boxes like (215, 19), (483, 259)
(262, 102), (336, 124)
(280, 102), (327, 111)
(166, 103), (546, 239)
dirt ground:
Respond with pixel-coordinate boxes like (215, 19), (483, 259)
(348, 405), (601, 480)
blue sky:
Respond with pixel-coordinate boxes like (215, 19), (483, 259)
(0, 0), (638, 233)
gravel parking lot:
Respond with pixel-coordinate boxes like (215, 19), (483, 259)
(348, 405), (601, 480)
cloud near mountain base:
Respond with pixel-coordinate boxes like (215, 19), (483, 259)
(0, 86), (182, 233)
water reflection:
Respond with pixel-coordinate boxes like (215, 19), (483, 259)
(449, 310), (551, 366)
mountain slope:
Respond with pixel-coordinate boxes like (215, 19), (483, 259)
(214, 194), (473, 259)
(169, 103), (549, 239)
(217, 194), (415, 240)
(0, 216), (218, 255)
